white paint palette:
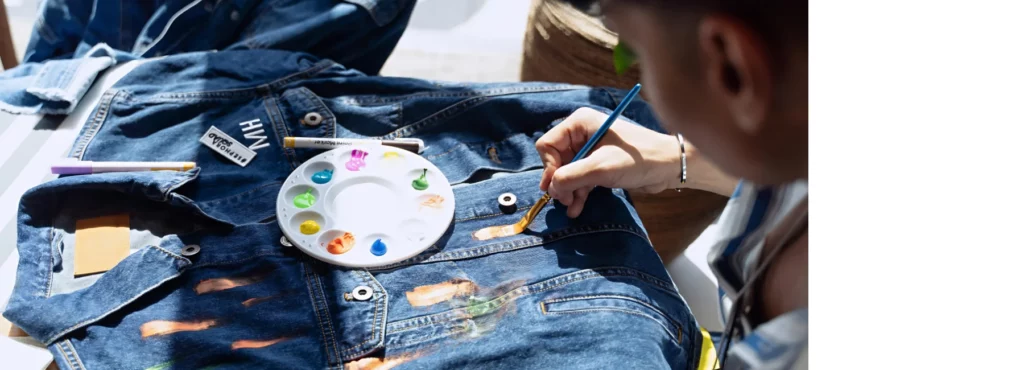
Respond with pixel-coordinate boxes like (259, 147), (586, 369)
(276, 145), (455, 267)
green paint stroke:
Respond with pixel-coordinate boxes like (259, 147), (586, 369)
(465, 296), (507, 318)
(144, 360), (176, 370)
(613, 41), (638, 75)
(412, 169), (429, 190)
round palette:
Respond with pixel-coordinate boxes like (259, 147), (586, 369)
(276, 145), (455, 267)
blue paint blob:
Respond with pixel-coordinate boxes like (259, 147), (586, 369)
(312, 169), (333, 184)
(370, 238), (387, 256)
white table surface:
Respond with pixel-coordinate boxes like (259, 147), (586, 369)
(0, 59), (150, 369)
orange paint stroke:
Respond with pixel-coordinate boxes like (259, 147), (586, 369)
(406, 279), (478, 307)
(231, 337), (292, 350)
(140, 319), (218, 338)
(344, 353), (420, 370)
(241, 294), (282, 308)
(194, 273), (268, 295)
(471, 225), (517, 241)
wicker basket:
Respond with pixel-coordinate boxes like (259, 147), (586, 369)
(520, 0), (727, 260)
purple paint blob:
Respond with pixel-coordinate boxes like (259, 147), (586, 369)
(345, 149), (368, 171)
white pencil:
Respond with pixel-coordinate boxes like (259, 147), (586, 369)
(52, 160), (196, 174)
(283, 137), (424, 153)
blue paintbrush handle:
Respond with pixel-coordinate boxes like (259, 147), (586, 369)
(569, 83), (642, 163)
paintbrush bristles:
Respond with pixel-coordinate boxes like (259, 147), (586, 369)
(515, 193), (551, 231)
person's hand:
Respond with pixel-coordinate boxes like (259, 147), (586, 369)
(537, 108), (739, 218)
(536, 108), (683, 218)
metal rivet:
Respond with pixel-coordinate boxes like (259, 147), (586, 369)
(230, 10), (241, 21)
(351, 286), (373, 301)
(498, 193), (517, 214)
(280, 236), (293, 247)
(182, 245), (201, 256)
(302, 112), (323, 127)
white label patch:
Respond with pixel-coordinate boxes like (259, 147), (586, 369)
(200, 126), (257, 167)
(238, 118), (269, 151)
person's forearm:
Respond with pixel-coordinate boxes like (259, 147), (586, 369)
(660, 138), (738, 197)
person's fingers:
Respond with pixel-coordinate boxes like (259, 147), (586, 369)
(538, 108), (616, 197)
(549, 155), (614, 204)
(535, 108), (604, 161)
(567, 187), (591, 218)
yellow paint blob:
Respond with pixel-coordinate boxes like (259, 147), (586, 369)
(300, 220), (321, 235)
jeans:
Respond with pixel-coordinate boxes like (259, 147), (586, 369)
(0, 0), (415, 115)
(3, 50), (701, 369)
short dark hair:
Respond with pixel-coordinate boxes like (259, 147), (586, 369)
(560, 0), (807, 51)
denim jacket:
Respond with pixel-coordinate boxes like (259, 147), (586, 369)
(2, 49), (703, 369)
(0, 0), (415, 115)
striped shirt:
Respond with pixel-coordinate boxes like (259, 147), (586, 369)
(709, 180), (809, 370)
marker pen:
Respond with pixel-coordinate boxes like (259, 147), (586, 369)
(284, 137), (424, 153)
(52, 161), (196, 175)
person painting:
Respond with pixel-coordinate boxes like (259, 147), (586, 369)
(538, 1), (808, 368)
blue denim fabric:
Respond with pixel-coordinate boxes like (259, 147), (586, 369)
(3, 50), (699, 369)
(0, 0), (415, 115)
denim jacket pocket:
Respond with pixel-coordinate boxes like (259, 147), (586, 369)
(542, 295), (684, 341)
(3, 170), (224, 344)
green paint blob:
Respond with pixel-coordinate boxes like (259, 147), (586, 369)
(412, 169), (429, 190)
(293, 189), (316, 208)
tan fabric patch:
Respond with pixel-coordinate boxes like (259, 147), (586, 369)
(73, 214), (130, 277)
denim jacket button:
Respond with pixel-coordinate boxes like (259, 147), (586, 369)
(351, 285), (373, 301)
(182, 245), (201, 256)
(302, 112), (323, 127)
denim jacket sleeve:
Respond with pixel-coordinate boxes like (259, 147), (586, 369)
(0, 44), (138, 115)
(0, 0), (415, 116)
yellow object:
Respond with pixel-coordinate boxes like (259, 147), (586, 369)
(74, 214), (131, 276)
(299, 220), (321, 235)
(697, 327), (720, 370)
(284, 137), (296, 148)
(383, 151), (401, 159)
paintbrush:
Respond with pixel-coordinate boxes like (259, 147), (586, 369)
(473, 83), (643, 241)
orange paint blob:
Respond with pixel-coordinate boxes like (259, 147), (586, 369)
(327, 232), (356, 255)
(419, 195), (444, 210)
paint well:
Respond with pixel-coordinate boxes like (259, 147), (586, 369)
(418, 195), (444, 211)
